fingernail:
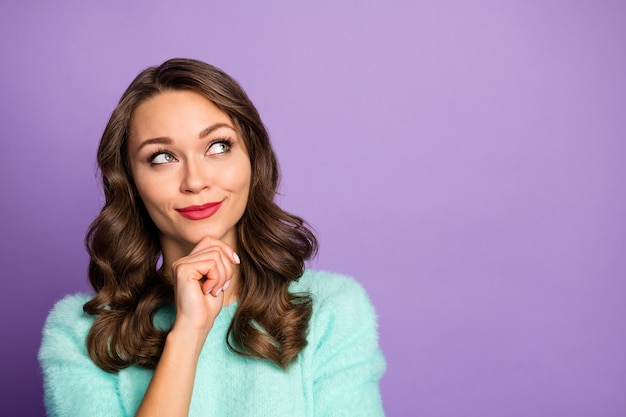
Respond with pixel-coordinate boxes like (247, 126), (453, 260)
(233, 252), (241, 264)
(204, 287), (214, 295)
(223, 280), (231, 291)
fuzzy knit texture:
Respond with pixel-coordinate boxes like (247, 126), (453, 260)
(39, 270), (386, 417)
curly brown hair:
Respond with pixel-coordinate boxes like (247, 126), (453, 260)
(83, 58), (318, 372)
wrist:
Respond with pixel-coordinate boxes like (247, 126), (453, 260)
(166, 324), (211, 358)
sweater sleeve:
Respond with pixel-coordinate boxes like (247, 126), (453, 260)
(308, 273), (386, 417)
(38, 294), (127, 417)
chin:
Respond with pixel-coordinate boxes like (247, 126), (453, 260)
(190, 228), (235, 244)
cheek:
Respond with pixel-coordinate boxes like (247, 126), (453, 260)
(222, 160), (252, 195)
(133, 179), (155, 205)
(132, 171), (167, 209)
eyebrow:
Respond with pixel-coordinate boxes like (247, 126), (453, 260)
(135, 123), (236, 152)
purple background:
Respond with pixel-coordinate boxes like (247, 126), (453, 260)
(1, 1), (625, 416)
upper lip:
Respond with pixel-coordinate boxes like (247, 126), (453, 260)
(175, 201), (222, 212)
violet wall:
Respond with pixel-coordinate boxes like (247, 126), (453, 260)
(1, 1), (625, 415)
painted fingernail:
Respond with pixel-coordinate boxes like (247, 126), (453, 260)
(233, 252), (241, 264)
(204, 287), (214, 295)
(223, 280), (231, 291)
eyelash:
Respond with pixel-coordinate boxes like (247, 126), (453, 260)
(209, 137), (233, 150)
(148, 148), (173, 164)
(209, 137), (233, 154)
(146, 138), (234, 164)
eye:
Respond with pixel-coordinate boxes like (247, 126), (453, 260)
(149, 151), (176, 164)
(208, 139), (232, 155)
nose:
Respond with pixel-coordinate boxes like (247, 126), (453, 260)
(180, 158), (211, 193)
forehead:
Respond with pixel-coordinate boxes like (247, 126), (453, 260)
(130, 90), (234, 139)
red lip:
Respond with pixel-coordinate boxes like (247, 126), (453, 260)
(175, 201), (223, 220)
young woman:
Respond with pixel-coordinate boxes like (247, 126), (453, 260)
(39, 58), (385, 417)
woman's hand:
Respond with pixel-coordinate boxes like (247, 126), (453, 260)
(136, 236), (240, 417)
(170, 235), (240, 336)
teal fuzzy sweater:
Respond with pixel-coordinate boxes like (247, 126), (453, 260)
(39, 270), (385, 416)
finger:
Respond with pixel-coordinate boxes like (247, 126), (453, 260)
(203, 255), (227, 296)
(189, 235), (241, 265)
(173, 248), (233, 291)
(209, 249), (234, 296)
(171, 258), (211, 283)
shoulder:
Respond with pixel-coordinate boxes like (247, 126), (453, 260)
(43, 293), (94, 329)
(292, 270), (381, 349)
(294, 270), (385, 415)
(292, 269), (372, 306)
(39, 294), (131, 416)
(39, 293), (95, 360)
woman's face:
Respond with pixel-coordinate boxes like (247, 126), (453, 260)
(127, 90), (251, 258)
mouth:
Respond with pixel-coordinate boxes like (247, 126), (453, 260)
(175, 201), (223, 220)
